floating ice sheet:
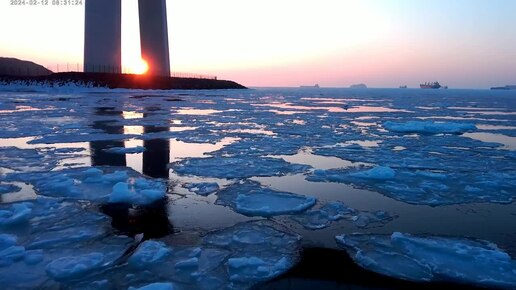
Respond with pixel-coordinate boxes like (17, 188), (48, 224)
(0, 198), (133, 288)
(204, 221), (301, 286)
(0, 202), (32, 226)
(184, 182), (220, 196)
(0, 85), (515, 289)
(7, 167), (166, 205)
(291, 201), (396, 230)
(0, 183), (21, 194)
(104, 146), (146, 154)
(129, 282), (176, 290)
(216, 181), (316, 217)
(308, 164), (516, 205)
(45, 252), (105, 281)
(128, 240), (171, 269)
(336, 232), (516, 288)
(383, 121), (476, 135)
(172, 156), (311, 179)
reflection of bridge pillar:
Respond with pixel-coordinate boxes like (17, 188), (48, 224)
(143, 125), (170, 179)
(84, 0), (121, 73)
(90, 107), (126, 167)
(138, 0), (171, 76)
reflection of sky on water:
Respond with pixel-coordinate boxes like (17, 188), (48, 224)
(0, 88), (515, 261)
(254, 103), (411, 113)
(463, 132), (516, 150)
(268, 149), (367, 170)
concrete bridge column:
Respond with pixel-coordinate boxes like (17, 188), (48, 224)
(138, 0), (171, 76)
(84, 0), (122, 73)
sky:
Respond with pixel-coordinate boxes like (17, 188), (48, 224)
(0, 0), (515, 88)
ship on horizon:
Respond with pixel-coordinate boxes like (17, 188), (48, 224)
(420, 81), (441, 89)
(300, 84), (320, 88)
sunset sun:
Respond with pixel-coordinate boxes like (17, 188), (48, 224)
(132, 59), (149, 75)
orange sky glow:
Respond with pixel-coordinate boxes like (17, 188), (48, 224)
(0, 0), (515, 88)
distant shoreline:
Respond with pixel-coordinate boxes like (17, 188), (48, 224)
(0, 72), (247, 90)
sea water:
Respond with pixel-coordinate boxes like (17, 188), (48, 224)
(0, 87), (515, 289)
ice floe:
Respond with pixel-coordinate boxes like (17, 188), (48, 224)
(45, 252), (105, 281)
(292, 201), (396, 230)
(172, 156), (311, 179)
(204, 221), (301, 286)
(0, 202), (32, 226)
(103, 146), (146, 154)
(308, 164), (516, 205)
(109, 181), (165, 205)
(383, 121), (476, 135)
(336, 232), (516, 288)
(128, 240), (171, 269)
(216, 181), (316, 217)
(129, 282), (176, 290)
(0, 86), (514, 289)
(7, 167), (166, 205)
(349, 166), (396, 180)
(184, 182), (220, 196)
(0, 183), (21, 194)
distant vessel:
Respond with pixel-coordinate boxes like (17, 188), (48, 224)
(420, 81), (441, 89)
(491, 85), (516, 90)
(350, 83), (367, 89)
(399, 85), (407, 89)
(300, 84), (320, 88)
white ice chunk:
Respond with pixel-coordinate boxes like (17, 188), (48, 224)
(128, 240), (171, 269)
(83, 168), (104, 177)
(104, 146), (146, 154)
(227, 256), (291, 282)
(45, 252), (104, 281)
(0, 234), (17, 250)
(292, 201), (395, 230)
(350, 166), (396, 180)
(0, 202), (32, 226)
(109, 182), (136, 204)
(217, 182), (315, 217)
(384, 121), (476, 135)
(173, 156), (311, 179)
(129, 282), (175, 290)
(140, 189), (165, 204)
(235, 190), (315, 217)
(109, 181), (165, 205)
(175, 257), (199, 269)
(291, 201), (356, 229)
(323, 201), (356, 221)
(0, 245), (25, 267)
(83, 168), (104, 183)
(203, 221), (301, 286)
(184, 182), (219, 196)
(336, 232), (516, 288)
(103, 171), (129, 183)
(0, 183), (21, 194)
(23, 249), (44, 265)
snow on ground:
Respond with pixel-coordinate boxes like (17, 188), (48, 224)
(336, 232), (516, 288)
(0, 87), (514, 288)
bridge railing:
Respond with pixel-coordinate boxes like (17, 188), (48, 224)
(0, 63), (217, 80)
(170, 72), (217, 80)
